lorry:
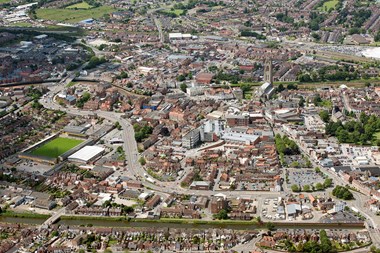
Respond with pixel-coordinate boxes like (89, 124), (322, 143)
(146, 177), (156, 184)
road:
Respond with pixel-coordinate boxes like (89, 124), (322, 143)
(40, 207), (66, 229)
(153, 17), (164, 43)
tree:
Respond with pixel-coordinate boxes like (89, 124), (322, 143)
(315, 183), (324, 191)
(299, 96), (305, 107)
(123, 206), (134, 214)
(180, 83), (187, 92)
(265, 222), (275, 231)
(177, 75), (186, 82)
(315, 167), (321, 173)
(320, 229), (335, 253)
(114, 121), (122, 130)
(139, 157), (146, 166)
(256, 216), (262, 223)
(240, 83), (251, 93)
(332, 185), (353, 200)
(319, 110), (330, 123)
(303, 184), (311, 192)
(342, 191), (353, 200)
(277, 83), (285, 92)
(214, 209), (229, 220)
(117, 71), (128, 79)
(323, 178), (333, 188)
(291, 184), (300, 192)
(290, 161), (300, 168)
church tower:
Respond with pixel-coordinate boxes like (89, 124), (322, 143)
(263, 59), (273, 84)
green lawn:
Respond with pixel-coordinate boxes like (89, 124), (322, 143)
(30, 137), (83, 158)
(11, 22), (33, 27)
(168, 9), (184, 15)
(374, 132), (380, 141)
(162, 9), (184, 16)
(318, 0), (339, 11)
(0, 0), (12, 4)
(36, 6), (116, 23)
(66, 1), (94, 9)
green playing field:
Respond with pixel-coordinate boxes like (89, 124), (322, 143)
(30, 137), (83, 158)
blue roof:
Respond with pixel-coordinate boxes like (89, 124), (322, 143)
(66, 95), (76, 102)
(80, 18), (94, 23)
(286, 204), (301, 214)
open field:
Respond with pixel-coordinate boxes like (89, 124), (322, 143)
(318, 0), (339, 11)
(36, 6), (116, 23)
(166, 9), (184, 15)
(11, 22), (33, 27)
(0, 0), (12, 4)
(66, 1), (94, 9)
(30, 137), (83, 158)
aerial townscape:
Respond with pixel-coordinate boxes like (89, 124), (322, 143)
(1, 0), (380, 252)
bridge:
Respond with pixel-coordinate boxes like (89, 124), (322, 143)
(39, 207), (66, 229)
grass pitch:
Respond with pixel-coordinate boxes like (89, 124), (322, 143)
(318, 0), (339, 11)
(30, 137), (83, 158)
(66, 2), (94, 9)
(36, 5), (116, 23)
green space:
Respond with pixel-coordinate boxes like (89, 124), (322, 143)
(30, 137), (83, 158)
(158, 8), (185, 17)
(318, 0), (339, 11)
(11, 22), (33, 27)
(375, 132), (380, 141)
(36, 6), (116, 23)
(61, 215), (126, 221)
(166, 9), (184, 15)
(66, 1), (94, 9)
(332, 185), (354, 200)
(0, 0), (11, 4)
(1, 211), (50, 219)
(326, 113), (380, 145)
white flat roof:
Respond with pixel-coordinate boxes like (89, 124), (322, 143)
(68, 145), (105, 162)
(169, 33), (183, 38)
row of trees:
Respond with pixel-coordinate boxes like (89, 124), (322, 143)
(290, 178), (332, 192)
(240, 30), (266, 40)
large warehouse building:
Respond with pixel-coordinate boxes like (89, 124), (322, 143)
(68, 145), (105, 164)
